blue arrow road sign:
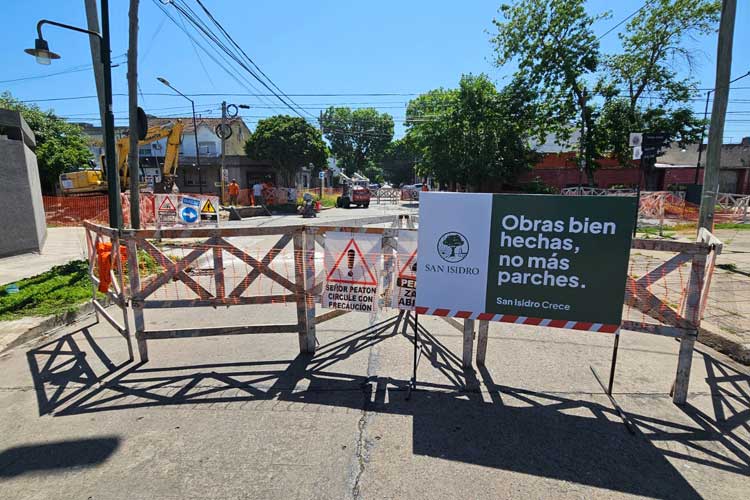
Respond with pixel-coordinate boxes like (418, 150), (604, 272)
(180, 206), (199, 223)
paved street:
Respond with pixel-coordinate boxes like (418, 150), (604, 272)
(0, 303), (748, 499)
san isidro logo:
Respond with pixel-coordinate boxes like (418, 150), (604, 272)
(437, 231), (469, 263)
(426, 231), (479, 276)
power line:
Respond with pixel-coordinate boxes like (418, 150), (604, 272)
(163, 0), (306, 118)
(597, 0), (652, 41)
(193, 0), (314, 119)
(151, 0), (286, 114)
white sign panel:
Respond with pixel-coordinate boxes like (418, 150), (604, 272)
(155, 194), (220, 228)
(392, 231), (418, 310)
(322, 232), (381, 313)
(416, 192), (493, 313)
(155, 194), (178, 226)
(629, 132), (642, 147)
(179, 195), (201, 225)
(632, 146), (642, 160)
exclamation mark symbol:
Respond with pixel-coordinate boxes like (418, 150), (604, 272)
(347, 248), (356, 277)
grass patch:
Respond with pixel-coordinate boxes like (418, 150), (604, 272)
(715, 222), (750, 230)
(297, 193), (339, 208)
(0, 260), (98, 321)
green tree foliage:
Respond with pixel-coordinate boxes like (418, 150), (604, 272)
(491, 0), (607, 185)
(442, 234), (465, 257)
(381, 137), (420, 186)
(244, 115), (327, 187)
(0, 92), (92, 192)
(320, 107), (394, 177)
(405, 74), (536, 191)
(603, 0), (721, 117)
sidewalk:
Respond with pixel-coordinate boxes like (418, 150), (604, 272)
(700, 228), (750, 362)
(0, 227), (86, 285)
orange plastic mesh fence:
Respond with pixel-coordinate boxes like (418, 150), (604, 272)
(118, 234), (711, 334)
(46, 193), (156, 228)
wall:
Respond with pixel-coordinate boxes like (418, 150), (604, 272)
(0, 138), (46, 257)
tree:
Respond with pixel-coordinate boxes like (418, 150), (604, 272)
(593, 0), (720, 186)
(490, 0), (608, 185)
(244, 115), (327, 187)
(0, 92), (92, 192)
(596, 98), (703, 164)
(405, 74), (536, 191)
(603, 0), (721, 120)
(381, 137), (420, 186)
(320, 107), (394, 177)
(442, 234), (465, 258)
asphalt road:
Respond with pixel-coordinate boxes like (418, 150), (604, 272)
(0, 305), (748, 499)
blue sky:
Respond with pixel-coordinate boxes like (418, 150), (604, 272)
(2, 0), (749, 141)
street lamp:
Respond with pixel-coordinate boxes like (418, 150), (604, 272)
(694, 70), (750, 184)
(25, 7), (122, 229)
(218, 102), (250, 203)
(157, 77), (203, 194)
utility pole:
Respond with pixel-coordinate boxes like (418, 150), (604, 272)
(127, 0), (140, 228)
(83, 0), (105, 129)
(220, 100), (226, 203)
(698, 0), (736, 231)
(101, 0), (122, 228)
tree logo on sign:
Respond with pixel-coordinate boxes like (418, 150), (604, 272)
(437, 232), (469, 263)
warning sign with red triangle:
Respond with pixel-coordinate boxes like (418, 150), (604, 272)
(158, 196), (177, 212)
(398, 249), (417, 280)
(327, 238), (378, 285)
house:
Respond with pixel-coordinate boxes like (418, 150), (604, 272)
(74, 122), (129, 160)
(519, 136), (750, 194)
(137, 116), (275, 194)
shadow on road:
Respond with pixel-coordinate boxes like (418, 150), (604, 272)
(25, 314), (750, 497)
(26, 324), (130, 416)
(0, 437), (119, 478)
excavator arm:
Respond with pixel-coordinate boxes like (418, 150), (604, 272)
(116, 119), (184, 186)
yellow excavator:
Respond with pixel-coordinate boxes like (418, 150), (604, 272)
(59, 120), (184, 195)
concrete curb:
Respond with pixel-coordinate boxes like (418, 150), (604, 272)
(698, 320), (750, 365)
(0, 301), (98, 355)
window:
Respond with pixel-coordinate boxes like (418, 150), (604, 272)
(183, 171), (207, 186)
(199, 141), (217, 156)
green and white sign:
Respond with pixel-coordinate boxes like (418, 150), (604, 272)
(416, 192), (636, 327)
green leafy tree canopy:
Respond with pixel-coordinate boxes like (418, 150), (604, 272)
(320, 107), (394, 177)
(244, 115), (327, 187)
(0, 91), (92, 192)
(405, 74), (536, 191)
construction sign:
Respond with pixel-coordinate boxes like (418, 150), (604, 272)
(156, 194), (177, 226)
(392, 231), (417, 310)
(322, 232), (381, 313)
(154, 194), (220, 228)
(200, 197), (218, 221)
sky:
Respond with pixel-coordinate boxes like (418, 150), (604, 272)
(2, 0), (749, 142)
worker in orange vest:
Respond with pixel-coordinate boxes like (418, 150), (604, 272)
(228, 179), (240, 206)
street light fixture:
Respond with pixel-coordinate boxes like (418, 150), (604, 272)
(25, 8), (121, 229)
(157, 77), (203, 194)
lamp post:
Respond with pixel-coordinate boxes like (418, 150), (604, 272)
(157, 77), (202, 194)
(26, 4), (122, 228)
(219, 101), (250, 203)
(694, 70), (750, 184)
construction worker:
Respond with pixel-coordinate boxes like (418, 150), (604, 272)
(252, 181), (264, 207)
(228, 179), (240, 206)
